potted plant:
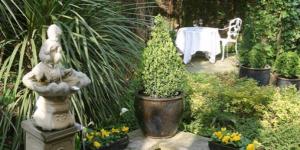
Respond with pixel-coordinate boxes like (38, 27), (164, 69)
(274, 51), (300, 89)
(83, 126), (130, 150)
(239, 43), (272, 86)
(209, 128), (260, 150)
(134, 15), (185, 138)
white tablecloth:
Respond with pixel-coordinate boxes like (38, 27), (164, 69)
(175, 27), (221, 64)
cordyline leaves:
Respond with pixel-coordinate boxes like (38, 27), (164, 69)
(0, 0), (147, 149)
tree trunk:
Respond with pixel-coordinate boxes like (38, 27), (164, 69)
(136, 0), (147, 40)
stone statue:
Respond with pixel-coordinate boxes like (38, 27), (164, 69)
(22, 24), (91, 131)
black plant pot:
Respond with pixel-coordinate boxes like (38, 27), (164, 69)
(239, 65), (271, 86)
(276, 76), (300, 90)
(134, 92), (183, 138)
(208, 141), (239, 150)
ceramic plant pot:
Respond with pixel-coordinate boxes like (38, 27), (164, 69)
(135, 92), (183, 138)
(239, 65), (271, 86)
(276, 76), (300, 90)
(208, 141), (239, 150)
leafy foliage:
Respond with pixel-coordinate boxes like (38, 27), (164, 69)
(241, 1), (300, 66)
(0, 88), (15, 107)
(274, 52), (300, 78)
(239, 43), (272, 68)
(181, 0), (250, 27)
(278, 0), (300, 52)
(211, 128), (251, 149)
(141, 15), (185, 98)
(0, 0), (146, 149)
(240, 3), (279, 67)
(183, 73), (300, 150)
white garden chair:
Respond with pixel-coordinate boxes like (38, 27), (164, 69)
(219, 18), (242, 61)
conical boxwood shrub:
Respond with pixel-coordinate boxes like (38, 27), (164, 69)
(141, 15), (185, 98)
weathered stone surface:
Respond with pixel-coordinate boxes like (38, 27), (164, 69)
(21, 120), (81, 150)
(126, 130), (209, 150)
(22, 24), (91, 131)
(186, 54), (238, 73)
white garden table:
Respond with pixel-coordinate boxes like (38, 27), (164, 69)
(175, 27), (221, 64)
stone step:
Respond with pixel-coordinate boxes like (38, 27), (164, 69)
(126, 130), (210, 150)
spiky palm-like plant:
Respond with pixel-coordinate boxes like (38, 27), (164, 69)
(0, 0), (147, 149)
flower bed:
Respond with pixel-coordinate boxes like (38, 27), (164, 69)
(210, 128), (256, 150)
(83, 126), (129, 150)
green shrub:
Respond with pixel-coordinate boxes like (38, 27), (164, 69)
(240, 43), (272, 68)
(141, 15), (185, 98)
(183, 72), (300, 149)
(274, 52), (300, 78)
(0, 89), (15, 107)
(259, 121), (300, 150)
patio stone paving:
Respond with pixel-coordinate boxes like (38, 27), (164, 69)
(186, 53), (238, 73)
(126, 129), (210, 150)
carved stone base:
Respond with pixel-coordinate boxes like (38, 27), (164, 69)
(21, 120), (81, 150)
(33, 96), (75, 130)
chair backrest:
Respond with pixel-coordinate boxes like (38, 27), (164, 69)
(227, 18), (242, 40)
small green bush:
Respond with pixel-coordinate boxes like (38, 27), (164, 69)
(141, 15), (185, 98)
(0, 89), (15, 107)
(274, 51), (300, 78)
(239, 43), (272, 68)
(183, 73), (300, 150)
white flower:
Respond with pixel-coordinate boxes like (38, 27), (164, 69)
(87, 121), (94, 127)
(120, 107), (129, 115)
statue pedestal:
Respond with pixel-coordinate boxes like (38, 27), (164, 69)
(21, 120), (81, 150)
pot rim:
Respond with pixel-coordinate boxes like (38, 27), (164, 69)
(136, 92), (183, 101)
(277, 76), (300, 81)
(240, 65), (271, 71)
(208, 141), (240, 149)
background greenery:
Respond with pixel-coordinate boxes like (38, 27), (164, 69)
(239, 43), (272, 68)
(0, 0), (148, 149)
(1, 0), (300, 149)
(240, 0), (300, 67)
(182, 73), (300, 150)
(274, 51), (300, 78)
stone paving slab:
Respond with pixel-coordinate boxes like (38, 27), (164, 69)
(186, 54), (238, 73)
(126, 130), (209, 150)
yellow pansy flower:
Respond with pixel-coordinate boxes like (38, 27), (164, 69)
(232, 135), (241, 142)
(222, 135), (230, 144)
(93, 141), (102, 149)
(101, 129), (110, 138)
(230, 132), (238, 138)
(121, 126), (129, 133)
(86, 134), (94, 141)
(111, 128), (120, 133)
(246, 143), (255, 150)
(214, 131), (223, 139)
(229, 132), (241, 142)
(221, 127), (226, 132)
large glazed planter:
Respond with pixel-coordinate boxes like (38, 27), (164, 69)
(208, 141), (239, 150)
(135, 92), (183, 138)
(239, 65), (271, 86)
(276, 76), (300, 90)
